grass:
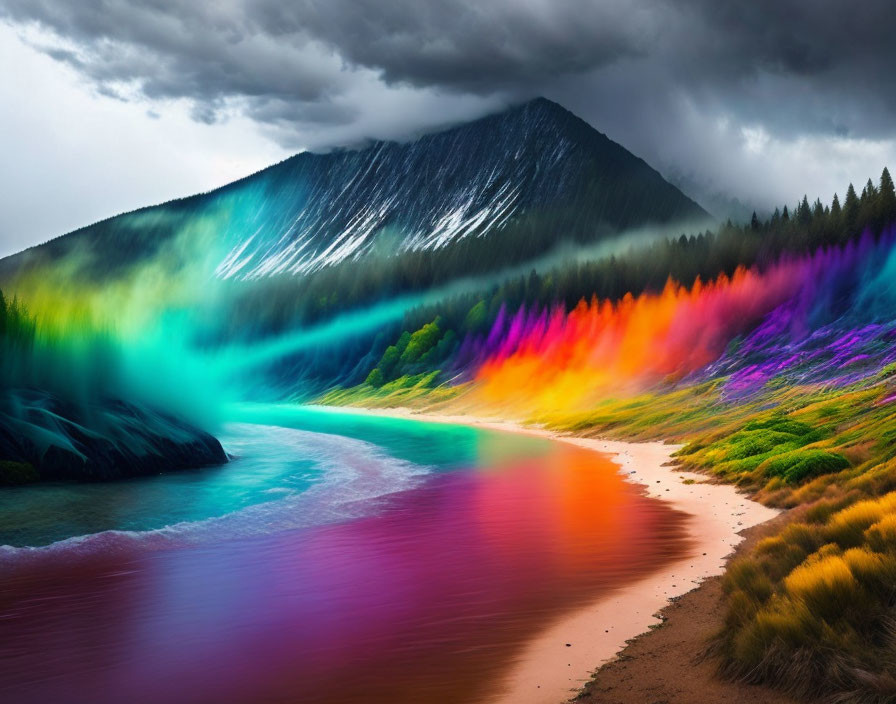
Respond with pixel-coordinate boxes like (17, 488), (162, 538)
(717, 522), (896, 702)
(316, 372), (462, 408)
(681, 388), (896, 703)
(759, 449), (850, 483)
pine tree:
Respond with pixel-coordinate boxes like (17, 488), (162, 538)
(826, 193), (842, 243)
(750, 211), (760, 230)
(844, 183), (860, 236)
(881, 167), (895, 197)
(879, 167), (896, 227)
(859, 177), (878, 227)
(798, 195), (812, 225)
(863, 178), (878, 202)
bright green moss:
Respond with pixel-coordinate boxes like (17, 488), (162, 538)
(759, 449), (850, 484)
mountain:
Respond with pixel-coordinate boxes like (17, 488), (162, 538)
(0, 98), (708, 283)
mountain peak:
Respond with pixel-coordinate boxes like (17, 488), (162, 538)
(3, 99), (708, 281)
(509, 96), (572, 116)
(490, 97), (591, 132)
(413, 96), (593, 148)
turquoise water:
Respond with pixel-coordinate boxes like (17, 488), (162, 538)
(0, 404), (548, 548)
(227, 403), (549, 468)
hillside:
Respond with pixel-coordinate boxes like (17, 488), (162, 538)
(0, 98), (708, 284)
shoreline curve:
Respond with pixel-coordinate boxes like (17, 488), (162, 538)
(335, 406), (779, 704)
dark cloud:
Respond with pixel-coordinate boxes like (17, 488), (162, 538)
(0, 0), (351, 131)
(669, 1), (896, 139)
(2, 0), (896, 214)
(3, 0), (895, 139)
(259, 0), (658, 91)
(0, 0), (661, 132)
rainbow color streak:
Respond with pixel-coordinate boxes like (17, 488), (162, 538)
(462, 229), (896, 418)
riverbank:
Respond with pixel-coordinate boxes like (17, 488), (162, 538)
(575, 510), (799, 704)
(339, 406), (779, 704)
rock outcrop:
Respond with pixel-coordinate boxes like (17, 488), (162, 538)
(0, 389), (226, 483)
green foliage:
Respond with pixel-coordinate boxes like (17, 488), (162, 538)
(364, 368), (385, 388)
(377, 345), (402, 378)
(464, 300), (488, 333)
(395, 331), (411, 352)
(742, 417), (817, 437)
(362, 318), (457, 387)
(0, 289), (36, 344)
(399, 319), (441, 364)
(320, 372), (460, 408)
(0, 287), (38, 390)
(676, 412), (836, 484)
(759, 449), (850, 484)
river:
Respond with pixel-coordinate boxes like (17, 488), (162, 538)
(0, 404), (688, 704)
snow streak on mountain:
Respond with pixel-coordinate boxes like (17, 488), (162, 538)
(1, 98), (707, 283)
(212, 98), (706, 278)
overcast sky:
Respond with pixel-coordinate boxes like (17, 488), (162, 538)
(2, 0), (896, 257)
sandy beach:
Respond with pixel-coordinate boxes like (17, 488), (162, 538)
(339, 406), (779, 704)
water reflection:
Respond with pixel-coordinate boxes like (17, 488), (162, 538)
(0, 426), (689, 704)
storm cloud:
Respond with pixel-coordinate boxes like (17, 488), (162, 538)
(2, 0), (896, 227)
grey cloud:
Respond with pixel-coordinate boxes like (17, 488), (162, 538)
(3, 0), (895, 143)
(0, 0), (352, 127)
(3, 0), (896, 216)
(0, 0), (662, 131)
(669, 1), (896, 138)
(259, 0), (660, 91)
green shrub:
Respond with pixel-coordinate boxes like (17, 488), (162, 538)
(742, 417), (817, 437)
(364, 368), (385, 388)
(399, 319), (441, 364)
(759, 449), (850, 483)
(724, 429), (799, 459)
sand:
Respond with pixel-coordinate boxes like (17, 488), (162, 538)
(574, 511), (799, 704)
(338, 406), (779, 704)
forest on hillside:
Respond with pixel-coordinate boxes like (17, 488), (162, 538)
(301, 169), (896, 395)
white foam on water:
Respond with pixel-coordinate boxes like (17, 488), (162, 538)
(0, 422), (432, 566)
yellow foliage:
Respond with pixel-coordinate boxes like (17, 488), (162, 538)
(755, 535), (787, 556)
(733, 599), (814, 665)
(842, 547), (883, 571)
(864, 513), (896, 552)
(827, 491), (896, 545)
(784, 553), (856, 606)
